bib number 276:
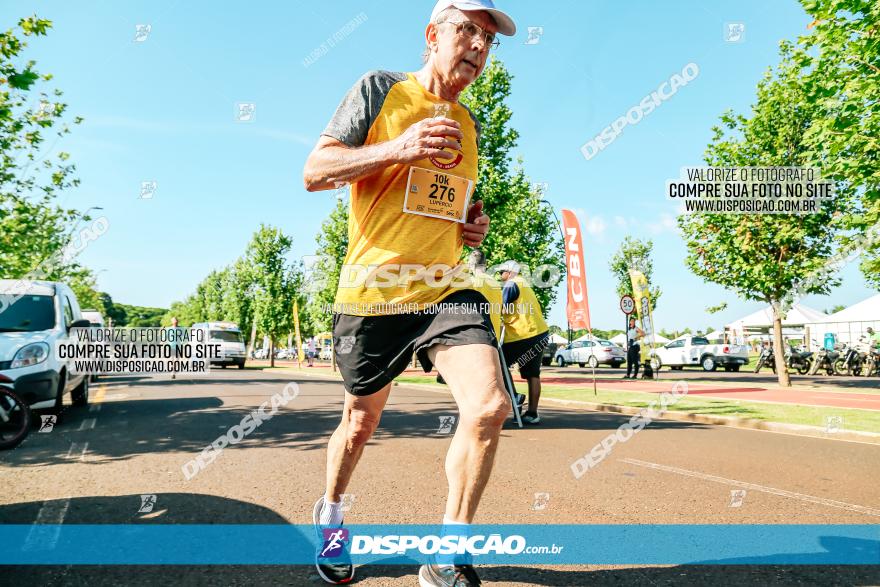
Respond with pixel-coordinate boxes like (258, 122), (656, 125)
(429, 173), (455, 202)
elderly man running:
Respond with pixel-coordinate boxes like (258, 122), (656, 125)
(302, 1), (517, 585)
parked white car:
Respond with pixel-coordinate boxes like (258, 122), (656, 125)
(649, 335), (750, 372)
(0, 280), (91, 412)
(554, 339), (626, 368)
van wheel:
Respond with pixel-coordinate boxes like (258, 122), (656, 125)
(237, 361), (246, 370)
(556, 356), (565, 367)
(72, 377), (89, 407)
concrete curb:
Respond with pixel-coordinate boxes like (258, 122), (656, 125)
(270, 368), (880, 444)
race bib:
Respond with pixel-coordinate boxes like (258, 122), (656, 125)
(403, 166), (473, 223)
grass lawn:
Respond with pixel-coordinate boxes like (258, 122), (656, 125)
(392, 374), (880, 434)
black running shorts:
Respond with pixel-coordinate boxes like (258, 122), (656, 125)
(502, 332), (550, 379)
(332, 289), (497, 396)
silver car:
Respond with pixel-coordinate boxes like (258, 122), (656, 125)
(554, 339), (626, 368)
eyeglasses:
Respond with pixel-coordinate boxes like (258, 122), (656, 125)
(442, 20), (500, 50)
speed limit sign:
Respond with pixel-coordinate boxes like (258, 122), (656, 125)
(620, 295), (635, 315)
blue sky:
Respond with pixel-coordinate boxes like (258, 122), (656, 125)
(3, 0), (875, 331)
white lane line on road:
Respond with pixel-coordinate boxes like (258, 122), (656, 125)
(22, 497), (71, 551)
(78, 418), (97, 431)
(621, 458), (880, 518)
(66, 442), (88, 461)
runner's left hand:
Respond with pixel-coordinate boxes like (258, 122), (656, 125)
(463, 200), (489, 247)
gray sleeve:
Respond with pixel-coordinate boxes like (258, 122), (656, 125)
(321, 70), (407, 147)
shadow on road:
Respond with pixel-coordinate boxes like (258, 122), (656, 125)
(0, 377), (719, 469)
(0, 492), (288, 524)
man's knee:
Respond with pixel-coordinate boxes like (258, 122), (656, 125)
(343, 408), (381, 448)
(465, 382), (509, 429)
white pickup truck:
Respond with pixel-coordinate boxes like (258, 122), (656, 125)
(649, 335), (750, 372)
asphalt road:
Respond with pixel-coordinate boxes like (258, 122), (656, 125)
(1, 369), (878, 586)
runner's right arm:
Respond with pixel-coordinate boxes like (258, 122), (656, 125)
(303, 118), (463, 192)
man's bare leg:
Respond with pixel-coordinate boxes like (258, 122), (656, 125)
(427, 343), (509, 523)
(324, 382), (391, 502)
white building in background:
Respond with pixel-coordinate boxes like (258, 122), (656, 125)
(803, 294), (880, 351)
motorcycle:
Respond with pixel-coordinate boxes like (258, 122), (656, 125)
(786, 345), (813, 376)
(833, 343), (863, 377)
(754, 345), (776, 374)
(808, 340), (838, 376)
(0, 374), (31, 450)
(856, 336), (878, 377)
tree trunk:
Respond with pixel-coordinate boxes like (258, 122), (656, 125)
(247, 320), (257, 360)
(771, 303), (790, 387)
(269, 338), (275, 368)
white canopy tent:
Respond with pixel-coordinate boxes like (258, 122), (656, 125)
(548, 333), (568, 345)
(724, 303), (826, 348)
(803, 294), (880, 351)
(705, 330), (723, 343)
(725, 304), (827, 332)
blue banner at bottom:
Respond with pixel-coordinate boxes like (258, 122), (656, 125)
(1, 525), (877, 565)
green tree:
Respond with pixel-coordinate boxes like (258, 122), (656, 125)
(608, 237), (661, 312)
(0, 17), (90, 282)
(305, 198), (348, 333)
(247, 225), (300, 367)
(678, 44), (844, 387)
(460, 58), (564, 311)
(220, 258), (256, 339)
(797, 0), (880, 288)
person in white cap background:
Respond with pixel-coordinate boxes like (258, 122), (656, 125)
(302, 1), (516, 585)
(499, 261), (550, 424)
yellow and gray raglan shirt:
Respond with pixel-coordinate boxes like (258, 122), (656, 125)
(321, 70), (486, 316)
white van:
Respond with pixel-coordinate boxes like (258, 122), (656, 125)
(0, 280), (91, 412)
(80, 309), (105, 328)
(192, 321), (246, 369)
(80, 309), (105, 382)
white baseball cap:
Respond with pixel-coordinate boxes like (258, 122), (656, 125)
(499, 260), (521, 274)
(430, 0), (517, 36)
